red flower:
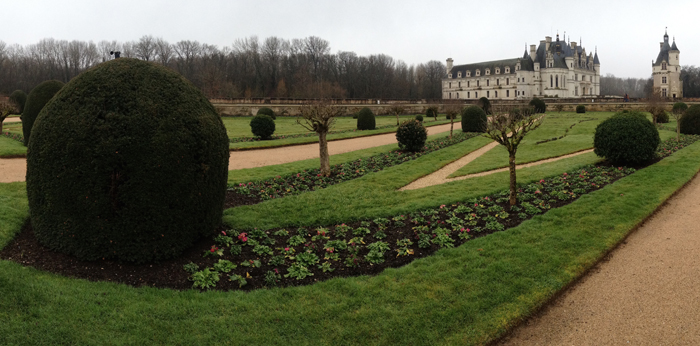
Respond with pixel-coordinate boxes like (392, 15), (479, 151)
(222, 231), (227, 236)
(238, 233), (248, 242)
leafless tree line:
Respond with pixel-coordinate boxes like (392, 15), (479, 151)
(0, 35), (445, 100)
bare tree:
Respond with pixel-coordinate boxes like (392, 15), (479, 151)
(484, 106), (544, 205)
(646, 88), (666, 124)
(388, 104), (406, 125)
(0, 101), (18, 133)
(154, 37), (173, 66)
(670, 103), (687, 142)
(444, 100), (462, 139)
(297, 101), (345, 176)
(136, 35), (157, 61)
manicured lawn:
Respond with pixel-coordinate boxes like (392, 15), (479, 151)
(0, 136), (26, 157)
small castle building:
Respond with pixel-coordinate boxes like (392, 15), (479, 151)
(442, 34), (600, 100)
(652, 29), (682, 99)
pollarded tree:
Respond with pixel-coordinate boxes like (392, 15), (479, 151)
(388, 104), (406, 126)
(671, 102), (688, 141)
(297, 101), (345, 176)
(0, 101), (18, 133)
(443, 100), (462, 139)
(484, 106), (544, 205)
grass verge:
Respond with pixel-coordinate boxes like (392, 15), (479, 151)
(0, 136), (27, 158)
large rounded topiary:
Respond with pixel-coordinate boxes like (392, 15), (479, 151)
(250, 114), (276, 139)
(477, 97), (492, 115)
(9, 89), (27, 114)
(576, 105), (586, 113)
(256, 107), (276, 120)
(594, 111), (660, 164)
(672, 102), (688, 115)
(461, 106), (487, 133)
(26, 58), (230, 263)
(679, 105), (700, 135)
(529, 97), (547, 113)
(396, 119), (427, 152)
(22, 80), (64, 145)
(357, 107), (376, 130)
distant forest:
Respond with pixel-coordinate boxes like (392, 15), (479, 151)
(1, 35), (699, 99)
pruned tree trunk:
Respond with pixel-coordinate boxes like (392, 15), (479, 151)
(318, 131), (330, 176)
(396, 113), (399, 126)
(677, 122), (681, 142)
(449, 117), (454, 139)
(508, 153), (517, 205)
(0, 120), (4, 134)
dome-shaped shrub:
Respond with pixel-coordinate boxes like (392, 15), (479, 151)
(461, 106), (487, 133)
(679, 105), (700, 135)
(529, 97), (547, 113)
(357, 107), (376, 130)
(256, 107), (276, 120)
(250, 114), (276, 139)
(22, 80), (64, 145)
(477, 97), (492, 115)
(656, 111), (669, 123)
(415, 115), (423, 122)
(9, 89), (27, 114)
(672, 102), (688, 115)
(594, 111), (660, 164)
(396, 119), (427, 152)
(425, 106), (438, 120)
(26, 58), (230, 263)
(576, 105), (586, 113)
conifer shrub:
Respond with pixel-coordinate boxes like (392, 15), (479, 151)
(415, 115), (423, 122)
(594, 111), (660, 164)
(426, 106), (438, 120)
(679, 105), (700, 135)
(576, 105), (586, 113)
(529, 97), (547, 113)
(395, 119), (427, 152)
(477, 97), (492, 115)
(461, 105), (487, 132)
(22, 80), (64, 145)
(356, 107), (376, 130)
(250, 114), (276, 139)
(672, 102), (688, 115)
(9, 90), (27, 114)
(26, 58), (230, 263)
(256, 107), (276, 120)
(656, 111), (669, 123)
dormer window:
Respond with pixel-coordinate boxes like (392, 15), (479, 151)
(448, 74), (452, 78)
(505, 67), (510, 73)
(466, 71), (471, 77)
(485, 69), (490, 75)
(457, 72), (462, 78)
(662, 62), (667, 70)
(476, 70), (480, 76)
(495, 68), (500, 74)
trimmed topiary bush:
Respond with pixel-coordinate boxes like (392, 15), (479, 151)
(22, 80), (64, 145)
(672, 102), (688, 115)
(576, 105), (586, 113)
(396, 119), (427, 152)
(9, 90), (27, 114)
(426, 106), (438, 120)
(415, 115), (423, 122)
(256, 107), (276, 120)
(477, 97), (492, 115)
(656, 111), (669, 123)
(594, 111), (660, 164)
(461, 106), (487, 133)
(357, 107), (376, 130)
(26, 58), (230, 263)
(250, 114), (276, 139)
(679, 105), (700, 135)
(529, 97), (546, 113)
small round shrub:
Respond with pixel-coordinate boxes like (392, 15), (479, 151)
(672, 102), (688, 115)
(396, 119), (427, 152)
(9, 89), (27, 114)
(250, 114), (276, 139)
(26, 58), (229, 263)
(529, 97), (547, 113)
(656, 111), (669, 123)
(357, 107), (376, 130)
(22, 80), (64, 145)
(256, 107), (276, 120)
(426, 106), (438, 120)
(593, 111), (660, 164)
(679, 105), (700, 135)
(415, 115), (423, 122)
(477, 97), (492, 115)
(461, 106), (487, 133)
(576, 105), (586, 113)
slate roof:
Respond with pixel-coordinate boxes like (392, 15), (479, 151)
(593, 51), (600, 64)
(654, 36), (672, 66)
(447, 58), (519, 78)
(671, 39), (679, 52)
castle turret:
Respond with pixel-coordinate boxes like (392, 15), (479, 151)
(446, 58), (453, 75)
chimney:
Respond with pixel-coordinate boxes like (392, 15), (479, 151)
(446, 58), (453, 75)
(660, 42), (664, 49)
(545, 36), (551, 50)
(530, 44), (536, 61)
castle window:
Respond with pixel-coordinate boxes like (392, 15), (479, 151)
(507, 90), (510, 97)
(476, 70), (480, 76)
(555, 75), (559, 88)
(662, 62), (667, 70)
(458, 82), (461, 87)
(495, 91), (498, 98)
(662, 76), (667, 84)
(448, 74), (452, 78)
(505, 67), (510, 73)
(475, 91), (478, 98)
(506, 78), (509, 85)
(497, 79), (500, 86)
(477, 80), (480, 87)
(467, 71), (471, 77)
(449, 92), (452, 99)
(458, 72), (462, 78)
(485, 69), (490, 75)
(456, 93), (459, 98)
(468, 92), (470, 98)
(496, 68), (500, 74)
(550, 75), (553, 87)
(487, 90), (490, 97)
(662, 89), (667, 97)
(487, 80), (490, 86)
(449, 82), (452, 88)
(467, 81), (470, 87)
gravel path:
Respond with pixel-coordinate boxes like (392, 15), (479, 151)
(0, 123), (456, 183)
(3, 117), (21, 123)
(497, 171), (700, 345)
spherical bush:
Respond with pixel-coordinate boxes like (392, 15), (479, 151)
(461, 106), (487, 133)
(656, 111), (669, 123)
(576, 105), (586, 113)
(26, 58), (230, 263)
(415, 115), (423, 122)
(594, 111), (660, 164)
(22, 80), (64, 145)
(250, 114), (276, 139)
(529, 97), (547, 113)
(672, 102), (688, 115)
(357, 107), (376, 130)
(396, 119), (427, 152)
(477, 97), (492, 115)
(679, 105), (700, 135)
(256, 107), (276, 120)
(9, 90), (27, 114)
(426, 106), (438, 119)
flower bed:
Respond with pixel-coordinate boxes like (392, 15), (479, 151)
(1, 131), (24, 143)
(229, 124), (398, 143)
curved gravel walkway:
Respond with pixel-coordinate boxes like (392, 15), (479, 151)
(0, 123), (456, 183)
(498, 171), (700, 345)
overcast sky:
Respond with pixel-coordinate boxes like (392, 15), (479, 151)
(4, 0), (698, 79)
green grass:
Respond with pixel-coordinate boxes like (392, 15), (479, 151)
(0, 136), (26, 157)
(1, 142), (699, 345)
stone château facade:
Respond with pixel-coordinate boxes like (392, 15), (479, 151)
(652, 29), (682, 99)
(442, 34), (600, 100)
